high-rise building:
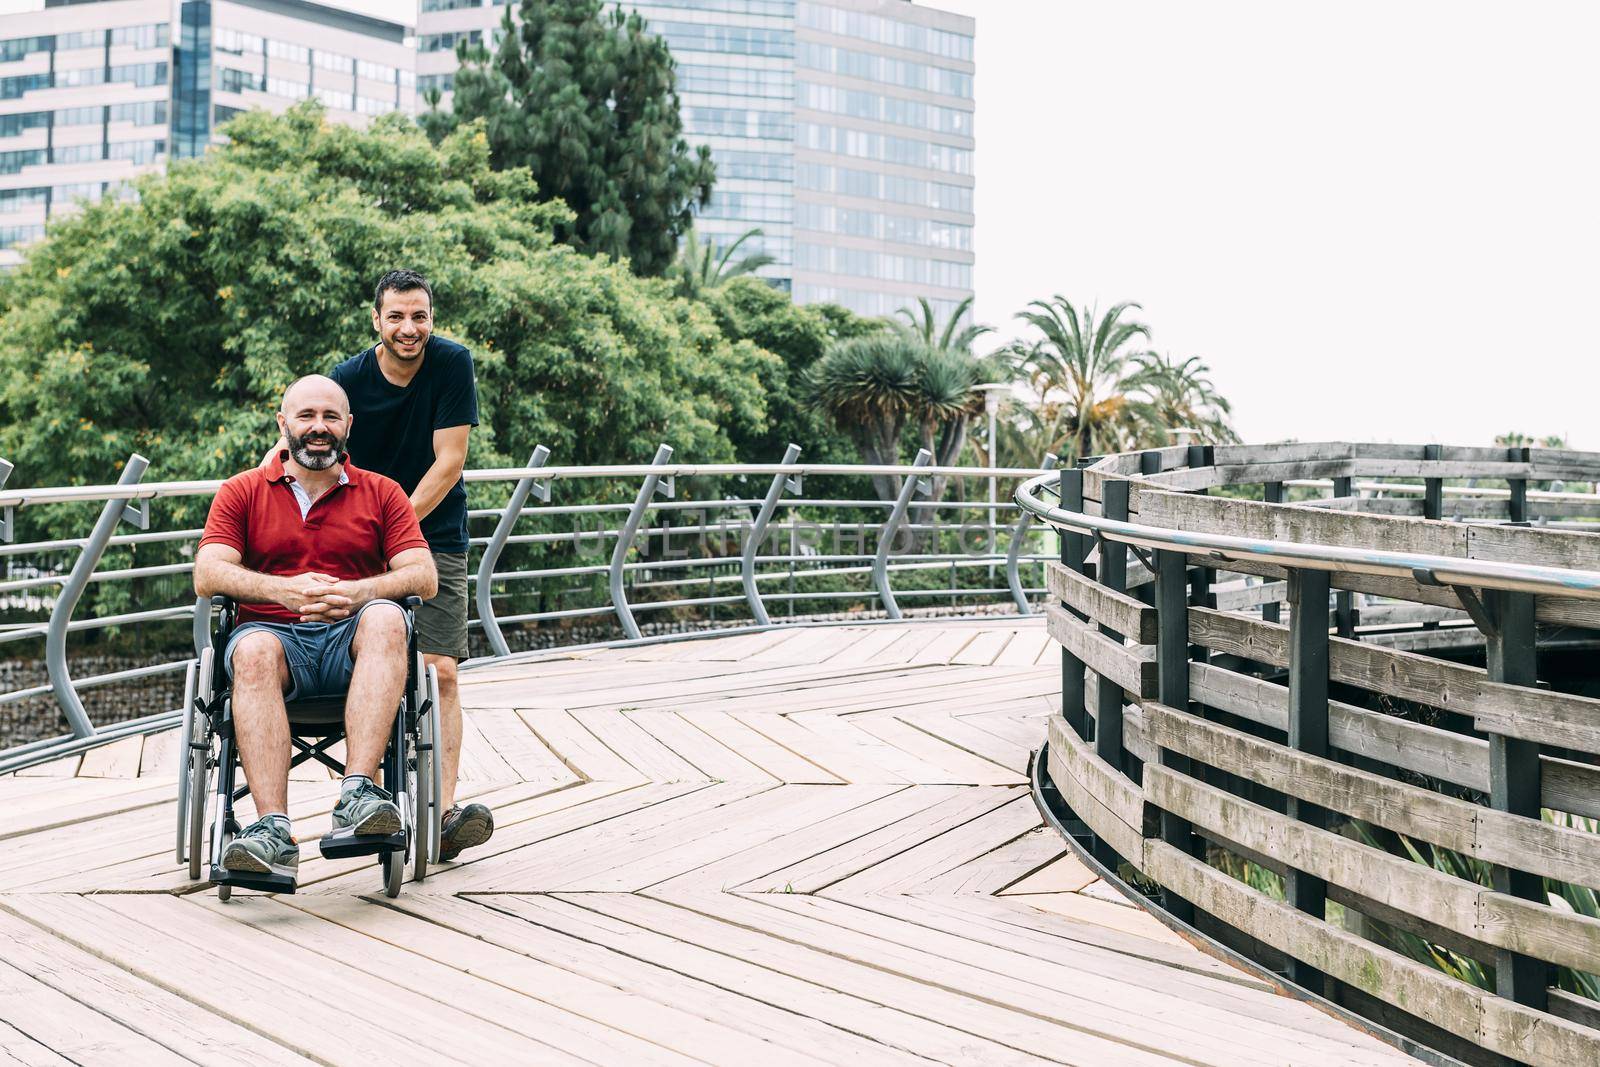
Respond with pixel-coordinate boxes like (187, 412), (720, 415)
(2, 0), (973, 323)
(418, 0), (975, 323)
(0, 0), (415, 267)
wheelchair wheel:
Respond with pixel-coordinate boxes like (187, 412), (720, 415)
(383, 848), (403, 898)
(183, 650), (214, 881)
(411, 713), (430, 884)
(175, 657), (198, 866)
(425, 665), (443, 865)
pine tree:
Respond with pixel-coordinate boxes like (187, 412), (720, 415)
(422, 0), (716, 277)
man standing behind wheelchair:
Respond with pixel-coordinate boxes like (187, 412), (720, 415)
(198, 376), (438, 886)
(265, 269), (494, 865)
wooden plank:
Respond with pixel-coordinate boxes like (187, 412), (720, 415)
(729, 708), (908, 784)
(1045, 605), (1157, 699)
(1141, 839), (1600, 1067)
(993, 627), (1051, 667)
(849, 715), (1024, 786)
(786, 710), (954, 784)
(0, 909), (315, 1066)
(518, 707), (642, 783)
(1468, 522), (1600, 570)
(621, 710), (776, 783)
(1046, 563), (1159, 644)
(1044, 720), (1145, 862)
(676, 710), (842, 783)
(13, 755), (80, 778)
(1146, 701), (1600, 889)
(821, 793), (1039, 896)
(137, 728), (180, 777)
(1046, 715), (1148, 835)
(948, 627), (1014, 665)
(906, 628), (978, 665)
(1137, 491), (1467, 558)
(75, 735), (144, 779)
(0, 955), (189, 1065)
(469, 708), (582, 786)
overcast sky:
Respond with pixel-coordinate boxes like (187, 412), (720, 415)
(7, 0), (1594, 447)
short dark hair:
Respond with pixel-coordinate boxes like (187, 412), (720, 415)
(373, 269), (433, 311)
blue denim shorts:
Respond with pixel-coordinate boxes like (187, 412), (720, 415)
(223, 599), (408, 702)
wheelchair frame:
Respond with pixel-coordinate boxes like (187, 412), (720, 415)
(176, 594), (443, 899)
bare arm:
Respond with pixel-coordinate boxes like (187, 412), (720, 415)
(313, 548), (438, 619)
(409, 425), (470, 522)
(260, 437), (287, 469)
(194, 543), (339, 619)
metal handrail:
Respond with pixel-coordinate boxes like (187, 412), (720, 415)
(1014, 472), (1600, 600)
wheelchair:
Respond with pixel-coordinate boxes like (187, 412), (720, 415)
(176, 594), (443, 900)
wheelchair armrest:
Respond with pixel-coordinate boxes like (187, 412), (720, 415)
(210, 595), (235, 611)
(402, 595), (423, 611)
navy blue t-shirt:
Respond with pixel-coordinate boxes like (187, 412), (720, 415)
(331, 336), (479, 554)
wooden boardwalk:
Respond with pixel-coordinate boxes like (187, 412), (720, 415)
(0, 620), (1416, 1066)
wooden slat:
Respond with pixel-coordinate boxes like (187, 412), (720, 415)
(1044, 716), (1146, 861)
(1046, 563), (1158, 644)
(1045, 605), (1157, 699)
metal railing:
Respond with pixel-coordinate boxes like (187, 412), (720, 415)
(0, 445), (1058, 772)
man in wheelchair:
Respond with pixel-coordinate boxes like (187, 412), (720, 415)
(193, 375), (438, 888)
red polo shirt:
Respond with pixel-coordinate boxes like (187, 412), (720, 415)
(199, 453), (430, 624)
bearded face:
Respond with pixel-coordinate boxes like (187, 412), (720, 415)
(286, 423), (345, 471)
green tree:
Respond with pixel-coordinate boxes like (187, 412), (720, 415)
(422, 0), (716, 277)
(893, 295), (992, 354)
(0, 103), (774, 517)
(673, 228), (776, 300)
(803, 334), (992, 503)
(1009, 297), (1158, 461)
(1131, 352), (1238, 446)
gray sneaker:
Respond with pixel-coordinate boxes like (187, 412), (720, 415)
(221, 817), (299, 880)
(332, 780), (402, 836)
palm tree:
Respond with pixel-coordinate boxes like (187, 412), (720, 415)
(1010, 298), (1159, 461)
(673, 227), (776, 299)
(804, 334), (991, 503)
(1131, 353), (1239, 446)
(894, 295), (993, 354)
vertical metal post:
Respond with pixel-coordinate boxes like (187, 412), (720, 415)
(47, 454), (150, 739)
(1286, 567), (1331, 993)
(872, 448), (932, 621)
(1331, 475), (1355, 637)
(1485, 588), (1547, 1009)
(1154, 546), (1197, 924)
(1094, 480), (1130, 775)
(476, 445), (551, 658)
(1262, 481), (1283, 623)
(1005, 452), (1057, 615)
(1422, 444), (1443, 521)
(1058, 467), (1089, 741)
(609, 444), (674, 641)
(743, 444), (801, 627)
(0, 457), (14, 544)
(1508, 447), (1529, 524)
(1186, 446), (1215, 658)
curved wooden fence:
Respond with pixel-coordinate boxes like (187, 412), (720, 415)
(1017, 443), (1600, 1067)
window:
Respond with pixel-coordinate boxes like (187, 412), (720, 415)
(0, 148), (46, 173)
(214, 104), (244, 125)
(0, 36), (52, 63)
(0, 224), (44, 249)
(713, 150), (793, 182)
(794, 244), (969, 289)
(676, 64), (792, 100)
(267, 40), (309, 64)
(357, 60), (395, 82)
(644, 0), (792, 13)
(686, 107), (792, 140)
(110, 23), (170, 50)
(420, 31), (480, 54)
(267, 77), (309, 100)
(314, 51), (355, 74)
(797, 84), (972, 137)
(53, 143), (102, 164)
(217, 29), (264, 56)
(797, 123), (972, 175)
(796, 3), (972, 61)
(110, 101), (167, 126)
(654, 23), (793, 58)
(418, 73), (454, 94)
(53, 182), (104, 208)
(795, 203), (972, 251)
(0, 111), (48, 137)
(314, 86), (354, 110)
(797, 43), (973, 98)
(0, 186), (46, 211)
(356, 95), (393, 116)
(697, 190), (793, 224)
(422, 0), (480, 10)
(106, 139), (166, 164)
(55, 105), (100, 127)
(0, 73), (49, 99)
(796, 163), (972, 213)
(55, 30), (101, 52)
(220, 67), (266, 93)
(794, 285), (964, 321)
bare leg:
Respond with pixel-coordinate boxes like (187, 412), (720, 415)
(230, 633), (292, 818)
(424, 653), (462, 811)
(344, 603), (409, 778)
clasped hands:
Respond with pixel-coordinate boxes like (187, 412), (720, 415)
(277, 572), (371, 622)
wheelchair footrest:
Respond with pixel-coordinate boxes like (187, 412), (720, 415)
(318, 826), (406, 860)
(210, 865), (298, 895)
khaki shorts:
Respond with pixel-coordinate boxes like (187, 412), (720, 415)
(415, 551), (469, 660)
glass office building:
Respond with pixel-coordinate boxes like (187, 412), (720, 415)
(418, 0), (975, 323)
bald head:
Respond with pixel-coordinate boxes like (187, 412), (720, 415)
(277, 375), (351, 473)
(281, 374), (349, 417)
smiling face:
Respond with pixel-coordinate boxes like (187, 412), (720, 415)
(371, 286), (433, 364)
(277, 376), (351, 472)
